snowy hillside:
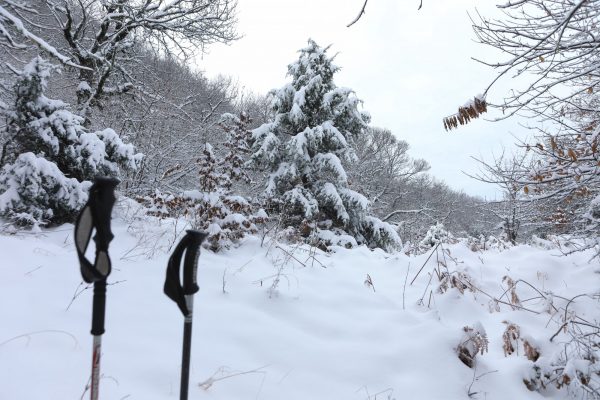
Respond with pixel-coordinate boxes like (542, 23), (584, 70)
(2, 205), (599, 400)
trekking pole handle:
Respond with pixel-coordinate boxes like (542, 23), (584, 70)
(182, 230), (206, 295)
(90, 177), (119, 252)
(164, 230), (208, 317)
(88, 177), (119, 336)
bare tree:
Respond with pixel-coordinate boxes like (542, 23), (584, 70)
(447, 0), (600, 255)
(45, 0), (238, 124)
(469, 151), (546, 243)
(0, 1), (73, 65)
(346, 0), (424, 27)
(471, 0), (598, 121)
(350, 126), (429, 215)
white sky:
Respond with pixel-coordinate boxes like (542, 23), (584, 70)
(196, 0), (530, 199)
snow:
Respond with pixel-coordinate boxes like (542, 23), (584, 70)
(314, 227), (357, 249)
(363, 215), (402, 251)
(338, 187), (370, 211)
(255, 209), (268, 219)
(312, 152), (348, 183)
(77, 81), (91, 93)
(319, 182), (349, 223)
(2, 208), (599, 399)
(282, 186), (318, 218)
(222, 213), (248, 225)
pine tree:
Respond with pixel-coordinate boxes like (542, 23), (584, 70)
(197, 143), (228, 192)
(0, 57), (142, 226)
(219, 112), (252, 188)
(193, 138), (265, 251)
(249, 39), (400, 251)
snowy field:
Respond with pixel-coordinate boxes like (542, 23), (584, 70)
(1, 204), (599, 400)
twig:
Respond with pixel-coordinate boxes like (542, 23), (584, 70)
(468, 368), (498, 397)
(347, 0), (369, 27)
(66, 280), (125, 310)
(453, 275), (541, 314)
(402, 262), (410, 310)
(24, 265), (43, 276)
(364, 274), (376, 292)
(0, 329), (78, 348)
(198, 365), (269, 390)
(410, 243), (440, 285)
(66, 281), (91, 310)
(275, 245), (307, 268)
(550, 322), (569, 342)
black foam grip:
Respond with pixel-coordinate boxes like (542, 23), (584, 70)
(164, 230), (208, 316)
(182, 231), (207, 295)
(90, 177), (119, 252)
(164, 235), (190, 316)
(91, 280), (107, 335)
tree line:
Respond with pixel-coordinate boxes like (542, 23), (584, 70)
(0, 0), (540, 251)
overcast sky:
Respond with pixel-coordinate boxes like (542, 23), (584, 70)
(197, 0), (529, 199)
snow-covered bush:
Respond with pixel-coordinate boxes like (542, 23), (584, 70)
(0, 57), (141, 226)
(524, 341), (600, 398)
(138, 189), (267, 252)
(310, 227), (358, 250)
(249, 39), (400, 252)
(521, 290), (600, 398)
(418, 222), (454, 250)
(528, 235), (559, 251)
(138, 118), (266, 251)
(0, 153), (90, 226)
(485, 235), (512, 251)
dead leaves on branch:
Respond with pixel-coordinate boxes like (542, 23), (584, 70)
(443, 97), (488, 131)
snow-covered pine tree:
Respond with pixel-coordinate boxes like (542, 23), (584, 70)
(198, 142), (228, 192)
(249, 39), (400, 251)
(219, 112), (252, 188)
(0, 57), (142, 226)
(192, 139), (266, 251)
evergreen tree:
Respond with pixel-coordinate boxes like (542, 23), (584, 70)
(249, 39), (400, 251)
(191, 138), (265, 251)
(197, 143), (228, 192)
(0, 57), (142, 226)
(219, 112), (252, 188)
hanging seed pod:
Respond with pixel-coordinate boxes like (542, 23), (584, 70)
(443, 97), (488, 131)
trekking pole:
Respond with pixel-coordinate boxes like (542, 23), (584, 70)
(164, 230), (208, 400)
(74, 177), (120, 400)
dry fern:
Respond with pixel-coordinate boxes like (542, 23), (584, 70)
(457, 323), (489, 368)
(502, 276), (522, 310)
(488, 299), (501, 313)
(364, 274), (376, 292)
(438, 271), (474, 294)
(523, 339), (540, 362)
(502, 321), (521, 356)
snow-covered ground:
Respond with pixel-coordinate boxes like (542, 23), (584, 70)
(1, 204), (599, 400)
